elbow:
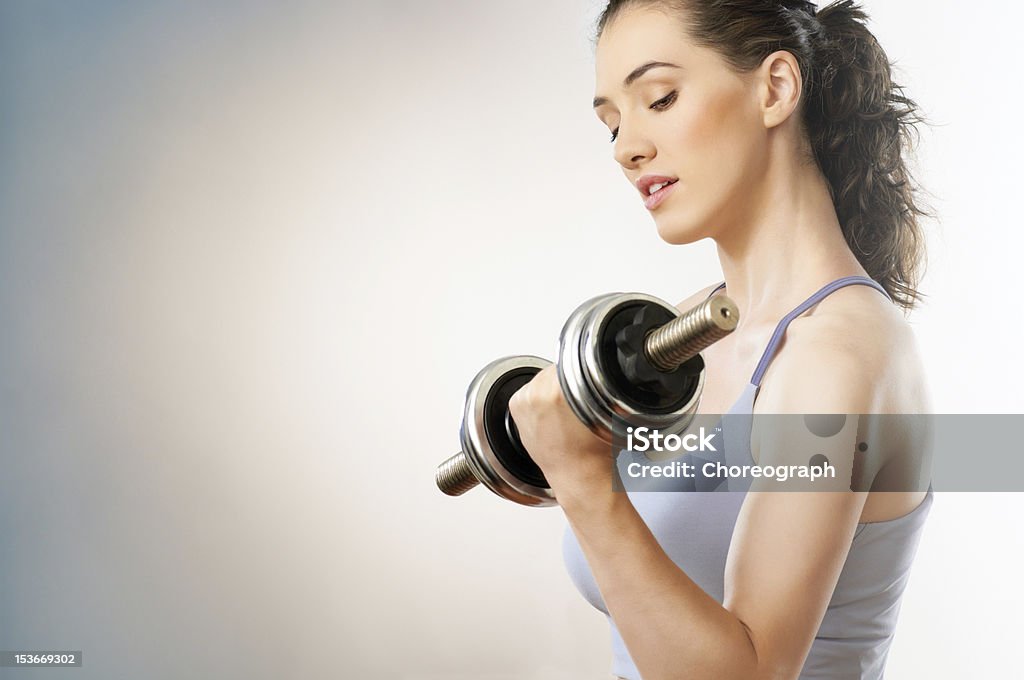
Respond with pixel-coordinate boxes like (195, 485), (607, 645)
(647, 623), (765, 680)
(732, 619), (799, 680)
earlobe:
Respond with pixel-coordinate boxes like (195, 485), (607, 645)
(761, 50), (802, 129)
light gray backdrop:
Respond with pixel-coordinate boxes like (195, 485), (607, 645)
(1, 1), (1021, 678)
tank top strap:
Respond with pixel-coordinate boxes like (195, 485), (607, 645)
(705, 281), (727, 300)
(749, 275), (891, 387)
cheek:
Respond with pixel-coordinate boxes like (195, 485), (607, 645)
(671, 90), (761, 189)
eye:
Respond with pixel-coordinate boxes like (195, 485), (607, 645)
(608, 90), (678, 143)
(651, 90), (677, 110)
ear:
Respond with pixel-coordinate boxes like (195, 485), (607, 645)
(758, 50), (803, 129)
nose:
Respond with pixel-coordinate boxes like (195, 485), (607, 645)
(613, 123), (655, 169)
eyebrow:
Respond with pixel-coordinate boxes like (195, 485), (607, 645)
(592, 61), (681, 109)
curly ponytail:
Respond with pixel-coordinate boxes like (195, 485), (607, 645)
(595, 1), (931, 311)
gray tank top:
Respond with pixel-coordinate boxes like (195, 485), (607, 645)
(561, 276), (934, 679)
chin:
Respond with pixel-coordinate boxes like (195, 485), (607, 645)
(654, 216), (708, 246)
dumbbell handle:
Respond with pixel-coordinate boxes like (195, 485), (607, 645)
(436, 452), (479, 497)
(435, 294), (738, 498)
(646, 294), (737, 371)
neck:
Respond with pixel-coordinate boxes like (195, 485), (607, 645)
(712, 156), (866, 331)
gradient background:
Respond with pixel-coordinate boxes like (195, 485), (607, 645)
(1, 1), (1022, 678)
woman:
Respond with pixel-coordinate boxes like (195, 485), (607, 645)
(507, 1), (934, 678)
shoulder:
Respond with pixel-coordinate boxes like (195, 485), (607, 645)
(673, 281), (723, 313)
(756, 285), (930, 414)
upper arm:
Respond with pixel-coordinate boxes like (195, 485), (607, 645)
(722, 332), (882, 679)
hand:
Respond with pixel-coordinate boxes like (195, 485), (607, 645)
(506, 364), (616, 499)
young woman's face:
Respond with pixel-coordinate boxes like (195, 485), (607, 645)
(593, 7), (768, 244)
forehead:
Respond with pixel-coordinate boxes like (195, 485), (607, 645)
(594, 6), (692, 87)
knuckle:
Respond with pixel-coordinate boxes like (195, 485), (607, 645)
(508, 388), (528, 412)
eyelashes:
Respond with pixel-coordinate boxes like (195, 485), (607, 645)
(609, 90), (678, 143)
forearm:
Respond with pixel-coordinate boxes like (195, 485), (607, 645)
(560, 487), (760, 680)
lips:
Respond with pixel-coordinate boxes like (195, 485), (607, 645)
(643, 180), (677, 210)
(636, 174), (679, 198)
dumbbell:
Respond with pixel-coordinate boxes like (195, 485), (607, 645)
(435, 292), (739, 506)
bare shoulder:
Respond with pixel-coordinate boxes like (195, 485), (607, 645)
(756, 285), (932, 414)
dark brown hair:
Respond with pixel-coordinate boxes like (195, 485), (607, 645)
(595, 0), (931, 311)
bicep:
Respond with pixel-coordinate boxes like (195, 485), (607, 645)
(724, 488), (867, 677)
(722, 349), (877, 678)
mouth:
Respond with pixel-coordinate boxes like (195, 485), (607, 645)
(643, 179), (678, 210)
(645, 179), (677, 195)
